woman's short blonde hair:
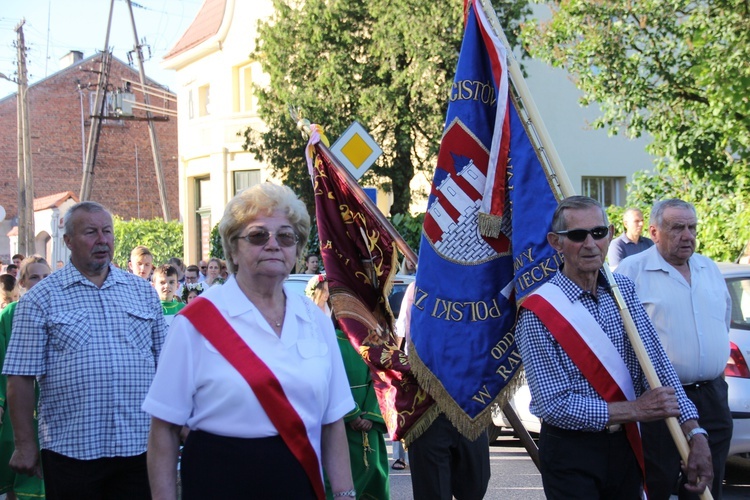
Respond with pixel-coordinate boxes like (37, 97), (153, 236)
(220, 183), (310, 274)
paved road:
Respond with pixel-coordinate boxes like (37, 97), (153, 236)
(388, 433), (545, 499)
(0, 437), (745, 499)
(388, 434), (750, 499)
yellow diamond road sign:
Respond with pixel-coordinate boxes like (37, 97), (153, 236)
(330, 121), (383, 181)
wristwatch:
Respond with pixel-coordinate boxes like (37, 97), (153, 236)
(686, 427), (708, 442)
(333, 489), (357, 498)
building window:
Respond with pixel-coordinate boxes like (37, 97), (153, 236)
(240, 65), (254, 112)
(581, 176), (625, 206)
(243, 66), (254, 111)
(198, 84), (211, 117)
(233, 170), (261, 196)
(188, 89), (194, 119)
(232, 64), (256, 113)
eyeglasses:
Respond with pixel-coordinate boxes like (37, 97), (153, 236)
(237, 229), (299, 248)
(554, 226), (610, 242)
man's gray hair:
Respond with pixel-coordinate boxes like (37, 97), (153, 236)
(63, 201), (110, 235)
(551, 196), (609, 232)
(650, 199), (696, 229)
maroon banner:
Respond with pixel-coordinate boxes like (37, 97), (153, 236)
(310, 141), (436, 443)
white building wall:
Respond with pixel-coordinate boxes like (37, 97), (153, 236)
(522, 58), (654, 196)
(166, 0), (276, 265)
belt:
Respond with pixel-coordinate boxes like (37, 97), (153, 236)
(683, 379), (713, 390)
(542, 421), (624, 434)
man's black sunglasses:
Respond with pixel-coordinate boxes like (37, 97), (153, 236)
(554, 226), (610, 242)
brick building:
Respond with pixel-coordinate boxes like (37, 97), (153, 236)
(0, 51), (179, 263)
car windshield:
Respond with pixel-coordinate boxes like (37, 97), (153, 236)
(725, 277), (750, 330)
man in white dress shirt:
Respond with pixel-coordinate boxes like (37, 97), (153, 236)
(617, 198), (732, 500)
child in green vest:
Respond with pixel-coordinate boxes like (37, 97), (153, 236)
(152, 264), (184, 326)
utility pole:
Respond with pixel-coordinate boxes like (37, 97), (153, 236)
(16, 20), (34, 256)
(125, 0), (170, 220)
(80, 0), (115, 201)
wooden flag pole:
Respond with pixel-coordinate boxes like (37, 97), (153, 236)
(477, 0), (574, 199)
(603, 263), (712, 500)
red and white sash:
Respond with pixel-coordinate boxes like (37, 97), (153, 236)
(522, 283), (646, 487)
(180, 297), (325, 500)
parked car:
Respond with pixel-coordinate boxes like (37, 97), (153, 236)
(492, 263), (750, 457)
(491, 383), (541, 436)
(284, 273), (415, 305)
(717, 262), (750, 457)
(284, 273), (320, 297)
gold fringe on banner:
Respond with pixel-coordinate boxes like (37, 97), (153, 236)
(401, 403), (441, 448)
(406, 343), (524, 442)
(478, 212), (503, 239)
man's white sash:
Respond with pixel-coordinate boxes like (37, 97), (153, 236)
(522, 281), (647, 496)
(531, 283), (636, 402)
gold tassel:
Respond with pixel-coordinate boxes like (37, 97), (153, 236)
(478, 212), (503, 238)
(407, 346), (524, 442)
(362, 431), (371, 468)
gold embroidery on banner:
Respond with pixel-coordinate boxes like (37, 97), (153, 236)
(330, 290), (389, 345)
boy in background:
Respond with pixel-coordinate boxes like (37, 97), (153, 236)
(128, 246), (154, 280)
(152, 264), (184, 326)
(5, 265), (18, 278)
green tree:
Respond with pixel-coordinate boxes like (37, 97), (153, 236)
(113, 217), (184, 268)
(389, 212), (425, 254)
(242, 0), (531, 217)
(624, 164), (750, 262)
(521, 0), (750, 182)
(210, 223), (225, 260)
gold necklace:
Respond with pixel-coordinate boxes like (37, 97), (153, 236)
(260, 309), (283, 328)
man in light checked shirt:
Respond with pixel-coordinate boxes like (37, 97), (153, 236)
(3, 201), (167, 499)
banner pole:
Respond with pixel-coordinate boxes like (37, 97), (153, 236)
(295, 117), (419, 266)
(477, 0), (575, 198)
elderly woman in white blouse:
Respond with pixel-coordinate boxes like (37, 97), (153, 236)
(143, 183), (355, 499)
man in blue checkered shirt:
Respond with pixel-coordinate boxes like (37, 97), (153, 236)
(516, 196), (712, 499)
(3, 201), (167, 499)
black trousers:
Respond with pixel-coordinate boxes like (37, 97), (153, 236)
(407, 413), (490, 500)
(40, 450), (150, 500)
(180, 430), (316, 500)
(539, 423), (642, 500)
(642, 376), (733, 500)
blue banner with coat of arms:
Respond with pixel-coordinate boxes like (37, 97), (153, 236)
(409, 0), (562, 438)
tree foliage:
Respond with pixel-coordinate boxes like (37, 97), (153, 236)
(210, 223), (225, 260)
(242, 0), (532, 216)
(624, 163), (750, 262)
(521, 0), (750, 182)
(113, 217), (184, 268)
(390, 211), (425, 254)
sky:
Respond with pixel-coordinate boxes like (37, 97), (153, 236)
(0, 0), (204, 98)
